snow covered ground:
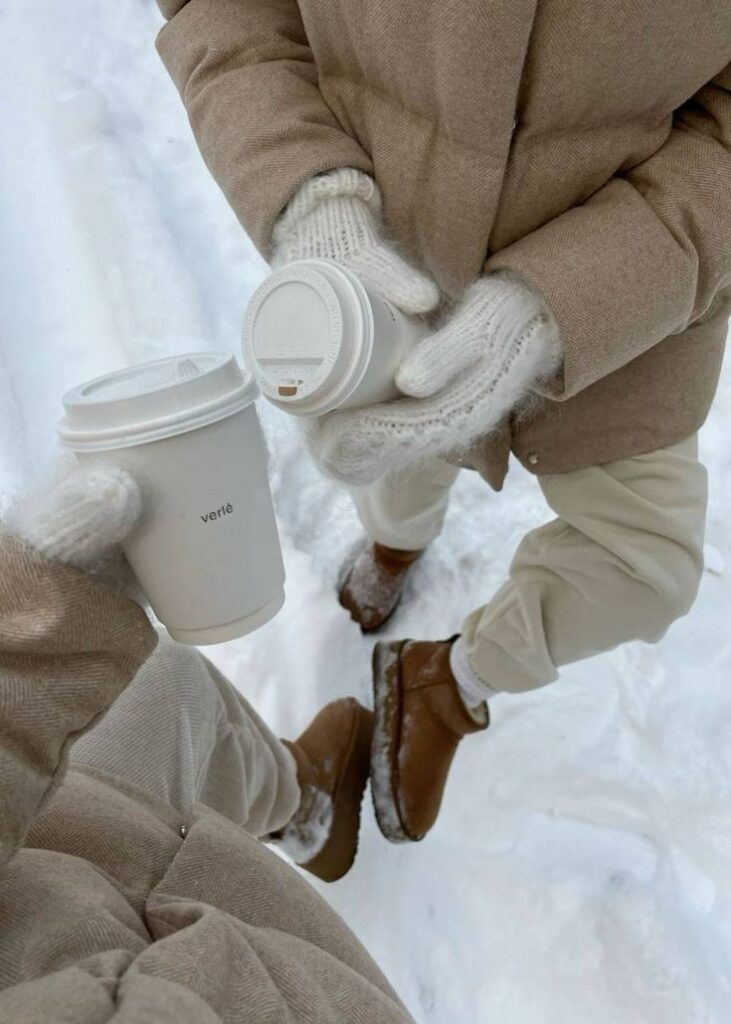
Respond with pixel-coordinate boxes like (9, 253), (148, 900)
(2, 3), (731, 1021)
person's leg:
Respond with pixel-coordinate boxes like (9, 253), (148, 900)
(457, 435), (707, 697)
(71, 631), (300, 837)
(342, 458), (461, 630)
(351, 457), (460, 551)
(71, 632), (374, 880)
(371, 435), (707, 842)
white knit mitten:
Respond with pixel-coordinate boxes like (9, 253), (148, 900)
(305, 272), (563, 485)
(16, 460), (143, 576)
(271, 168), (439, 315)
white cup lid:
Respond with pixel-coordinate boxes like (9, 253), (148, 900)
(59, 353), (257, 451)
(242, 259), (373, 416)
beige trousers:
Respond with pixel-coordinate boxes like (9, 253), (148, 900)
(71, 632), (300, 836)
(353, 437), (707, 694)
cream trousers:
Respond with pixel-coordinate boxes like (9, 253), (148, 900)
(71, 632), (301, 836)
(352, 437), (707, 694)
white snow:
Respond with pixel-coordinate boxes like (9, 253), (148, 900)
(2, 3), (731, 1021)
(271, 784), (334, 865)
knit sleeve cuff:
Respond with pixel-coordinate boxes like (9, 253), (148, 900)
(272, 168), (381, 245)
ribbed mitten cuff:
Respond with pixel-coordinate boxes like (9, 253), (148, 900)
(269, 168), (440, 315)
(272, 167), (382, 260)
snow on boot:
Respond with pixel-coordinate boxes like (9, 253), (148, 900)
(339, 542), (424, 632)
(371, 638), (488, 843)
(270, 698), (374, 882)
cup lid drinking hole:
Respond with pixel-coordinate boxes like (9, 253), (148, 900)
(242, 259), (374, 416)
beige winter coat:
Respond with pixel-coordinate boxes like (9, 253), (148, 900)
(0, 532), (413, 1023)
(155, 0), (731, 486)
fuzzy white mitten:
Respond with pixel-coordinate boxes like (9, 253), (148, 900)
(15, 459), (143, 577)
(271, 168), (440, 315)
(305, 272), (563, 485)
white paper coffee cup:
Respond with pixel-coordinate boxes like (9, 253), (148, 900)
(58, 353), (285, 646)
(242, 258), (427, 416)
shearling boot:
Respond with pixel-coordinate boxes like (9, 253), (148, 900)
(371, 638), (488, 843)
(339, 543), (424, 632)
(270, 698), (374, 882)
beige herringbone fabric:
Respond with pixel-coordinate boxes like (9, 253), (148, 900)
(155, 0), (730, 484)
(0, 532), (413, 1023)
(353, 437), (707, 694)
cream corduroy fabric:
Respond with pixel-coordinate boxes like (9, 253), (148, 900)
(71, 630), (300, 839)
(306, 272), (562, 485)
(271, 168), (440, 315)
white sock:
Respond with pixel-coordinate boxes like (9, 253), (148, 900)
(450, 636), (500, 709)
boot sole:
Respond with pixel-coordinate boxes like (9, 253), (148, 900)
(301, 702), (375, 882)
(371, 641), (423, 844)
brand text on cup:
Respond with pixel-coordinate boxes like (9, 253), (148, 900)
(201, 502), (235, 523)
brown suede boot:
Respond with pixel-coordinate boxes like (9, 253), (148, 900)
(371, 638), (489, 843)
(339, 542), (424, 632)
(270, 698), (374, 882)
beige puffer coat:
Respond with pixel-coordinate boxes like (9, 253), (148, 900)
(156, 0), (731, 485)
